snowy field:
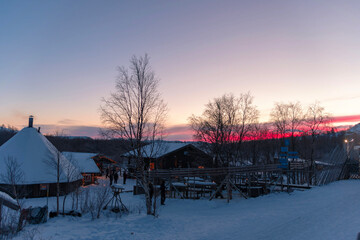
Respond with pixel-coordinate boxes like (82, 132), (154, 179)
(11, 179), (360, 240)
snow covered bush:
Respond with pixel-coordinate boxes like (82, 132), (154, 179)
(70, 187), (81, 211)
(79, 188), (90, 214)
(80, 186), (111, 220)
(127, 203), (144, 215)
(0, 207), (20, 239)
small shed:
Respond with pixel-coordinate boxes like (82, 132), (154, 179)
(62, 152), (101, 185)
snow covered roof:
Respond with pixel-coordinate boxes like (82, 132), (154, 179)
(0, 191), (17, 205)
(314, 160), (334, 166)
(288, 158), (306, 163)
(123, 142), (197, 158)
(347, 123), (360, 134)
(62, 152), (100, 174)
(0, 190), (19, 210)
(0, 127), (82, 185)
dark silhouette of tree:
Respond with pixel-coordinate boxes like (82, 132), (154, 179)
(100, 54), (167, 215)
(190, 93), (259, 166)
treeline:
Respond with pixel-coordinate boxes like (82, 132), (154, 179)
(46, 136), (130, 160)
(0, 125), (17, 146)
(0, 126), (130, 161)
(190, 93), (342, 167)
(239, 130), (345, 165)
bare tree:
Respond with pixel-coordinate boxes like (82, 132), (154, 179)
(55, 151), (60, 216)
(247, 123), (270, 165)
(270, 102), (289, 141)
(100, 54), (167, 215)
(287, 102), (304, 151)
(43, 150), (61, 216)
(0, 157), (24, 235)
(44, 147), (81, 216)
(257, 123), (277, 164)
(190, 94), (238, 166)
(304, 101), (331, 183)
(60, 153), (81, 215)
(43, 131), (66, 216)
(234, 92), (259, 163)
(270, 101), (303, 150)
(190, 93), (259, 166)
(88, 187), (111, 219)
(0, 156), (24, 208)
(43, 131), (83, 216)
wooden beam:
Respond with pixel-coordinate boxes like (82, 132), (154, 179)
(209, 175), (228, 201)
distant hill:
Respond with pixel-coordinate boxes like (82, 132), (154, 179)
(0, 127), (130, 161)
(61, 136), (93, 140)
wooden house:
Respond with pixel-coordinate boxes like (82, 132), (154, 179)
(92, 154), (117, 175)
(62, 152), (101, 185)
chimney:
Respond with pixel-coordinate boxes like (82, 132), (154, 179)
(29, 115), (34, 128)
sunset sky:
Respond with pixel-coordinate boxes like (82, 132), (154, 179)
(1, 0), (360, 140)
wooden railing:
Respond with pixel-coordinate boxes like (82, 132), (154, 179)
(139, 164), (284, 178)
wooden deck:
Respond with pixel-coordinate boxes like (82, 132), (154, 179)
(145, 164), (283, 178)
(135, 163), (314, 201)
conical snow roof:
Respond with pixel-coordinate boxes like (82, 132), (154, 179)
(0, 127), (82, 185)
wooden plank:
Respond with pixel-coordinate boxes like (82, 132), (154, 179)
(170, 183), (185, 199)
(209, 175), (228, 201)
(257, 181), (311, 190)
(229, 179), (248, 199)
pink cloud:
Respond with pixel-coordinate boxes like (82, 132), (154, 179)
(331, 115), (360, 124)
(27, 114), (360, 141)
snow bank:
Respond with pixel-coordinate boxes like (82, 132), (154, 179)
(14, 178), (360, 240)
(0, 191), (17, 206)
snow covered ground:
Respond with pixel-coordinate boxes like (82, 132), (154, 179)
(12, 178), (360, 240)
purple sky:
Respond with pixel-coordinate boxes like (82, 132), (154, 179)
(1, 0), (360, 140)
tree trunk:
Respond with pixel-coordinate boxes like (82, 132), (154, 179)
(57, 182), (59, 215)
(0, 203), (2, 229)
(141, 175), (153, 215)
(153, 186), (157, 216)
(57, 153), (60, 215)
(62, 194), (67, 216)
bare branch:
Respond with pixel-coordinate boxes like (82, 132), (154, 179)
(100, 54), (167, 215)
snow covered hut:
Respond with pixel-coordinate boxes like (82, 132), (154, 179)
(62, 152), (100, 185)
(0, 117), (82, 198)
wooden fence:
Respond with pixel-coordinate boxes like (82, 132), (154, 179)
(134, 144), (351, 202)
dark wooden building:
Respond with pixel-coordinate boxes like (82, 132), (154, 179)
(92, 154), (117, 175)
(123, 142), (212, 170)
